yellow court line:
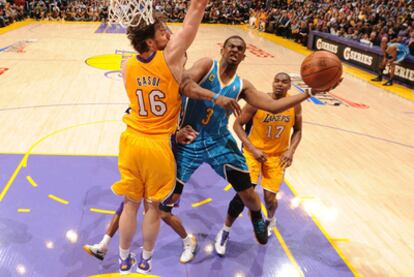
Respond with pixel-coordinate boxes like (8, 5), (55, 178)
(0, 120), (120, 203)
(26, 176), (38, 188)
(331, 238), (350, 243)
(0, 152), (118, 157)
(240, 26), (414, 103)
(17, 208), (30, 213)
(0, 19), (36, 35)
(273, 228), (304, 277)
(260, 203), (304, 277)
(35, 20), (97, 25)
(223, 184), (232, 191)
(284, 179), (361, 277)
(90, 208), (116, 215)
(48, 194), (69, 205)
(88, 272), (160, 277)
(192, 198), (212, 208)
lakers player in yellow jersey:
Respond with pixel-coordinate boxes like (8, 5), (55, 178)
(230, 72), (302, 237)
(110, 1), (214, 273)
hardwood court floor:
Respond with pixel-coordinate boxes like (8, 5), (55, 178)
(1, 21), (414, 276)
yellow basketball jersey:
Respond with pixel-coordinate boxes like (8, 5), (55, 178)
(122, 51), (180, 135)
(247, 106), (295, 155)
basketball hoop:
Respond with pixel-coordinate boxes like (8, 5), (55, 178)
(109, 0), (154, 28)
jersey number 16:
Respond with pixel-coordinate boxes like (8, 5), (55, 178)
(136, 89), (167, 116)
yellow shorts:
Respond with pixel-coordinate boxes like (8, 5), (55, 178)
(111, 127), (176, 203)
(244, 150), (284, 193)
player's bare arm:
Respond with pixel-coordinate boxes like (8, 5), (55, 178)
(240, 79), (311, 114)
(233, 104), (266, 162)
(164, 0), (209, 81)
(280, 104), (302, 168)
(180, 57), (242, 116)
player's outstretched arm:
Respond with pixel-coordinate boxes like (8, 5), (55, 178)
(241, 79), (341, 114)
(164, 0), (208, 69)
(241, 79), (311, 114)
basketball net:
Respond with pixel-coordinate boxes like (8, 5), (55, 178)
(109, 0), (154, 28)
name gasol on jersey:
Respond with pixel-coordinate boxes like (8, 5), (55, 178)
(263, 114), (290, 123)
(137, 76), (161, 87)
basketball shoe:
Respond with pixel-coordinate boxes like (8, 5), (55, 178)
(83, 244), (107, 261)
(266, 218), (276, 237)
(119, 253), (136, 274)
(180, 235), (198, 263)
(136, 252), (152, 274)
(249, 212), (268, 245)
(214, 229), (230, 256)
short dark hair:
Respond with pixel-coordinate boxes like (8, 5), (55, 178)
(223, 35), (246, 51)
(127, 13), (165, 53)
(274, 72), (291, 82)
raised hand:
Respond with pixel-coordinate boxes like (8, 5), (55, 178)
(214, 95), (242, 117)
(310, 77), (343, 95)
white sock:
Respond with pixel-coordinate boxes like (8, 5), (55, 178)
(99, 234), (111, 248)
(119, 247), (130, 260)
(223, 225), (231, 232)
(183, 235), (192, 245)
(142, 249), (153, 260)
(267, 215), (276, 224)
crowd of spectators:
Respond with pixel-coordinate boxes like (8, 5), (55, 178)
(0, 0), (110, 27)
(251, 0), (414, 55)
(1, 0), (414, 55)
(1, 0), (256, 28)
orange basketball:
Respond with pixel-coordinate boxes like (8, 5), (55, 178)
(300, 51), (342, 91)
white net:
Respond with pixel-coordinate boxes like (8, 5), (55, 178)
(109, 0), (154, 28)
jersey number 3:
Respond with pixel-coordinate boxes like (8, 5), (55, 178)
(136, 90), (167, 116)
(201, 108), (214, 125)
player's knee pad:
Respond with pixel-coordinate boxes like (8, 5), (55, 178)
(225, 166), (253, 192)
(227, 193), (245, 219)
(173, 180), (184, 195)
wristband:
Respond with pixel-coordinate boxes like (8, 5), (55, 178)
(306, 89), (314, 97)
(211, 93), (220, 103)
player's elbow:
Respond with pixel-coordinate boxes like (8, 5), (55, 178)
(180, 77), (192, 96)
(232, 118), (244, 131)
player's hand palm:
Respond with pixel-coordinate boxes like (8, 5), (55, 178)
(176, 125), (198, 144)
(252, 149), (267, 163)
(311, 77), (343, 94)
(279, 151), (293, 168)
(215, 96), (241, 116)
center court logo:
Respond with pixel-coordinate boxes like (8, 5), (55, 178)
(85, 49), (135, 80)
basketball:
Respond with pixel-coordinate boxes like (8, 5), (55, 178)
(300, 51), (342, 91)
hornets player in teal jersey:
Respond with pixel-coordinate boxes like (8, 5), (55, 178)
(177, 35), (340, 251)
(371, 38), (410, 86)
